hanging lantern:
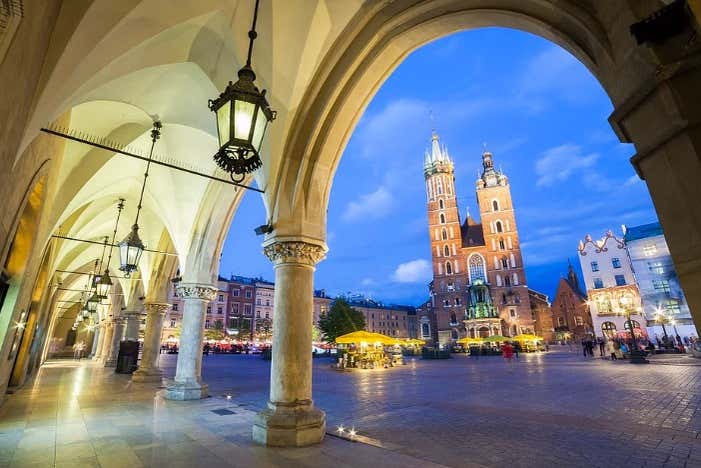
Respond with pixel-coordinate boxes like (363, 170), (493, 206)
(209, 0), (276, 182)
(95, 269), (113, 299)
(118, 225), (145, 278)
(86, 292), (100, 313)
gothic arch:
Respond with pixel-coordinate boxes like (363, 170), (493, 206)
(467, 253), (486, 284)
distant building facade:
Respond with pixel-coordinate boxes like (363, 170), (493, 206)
(578, 230), (644, 340)
(528, 288), (554, 342)
(623, 222), (697, 340)
(345, 297), (413, 338)
(550, 263), (592, 341)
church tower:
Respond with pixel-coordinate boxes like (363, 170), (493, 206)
(475, 150), (532, 335)
(424, 132), (468, 340)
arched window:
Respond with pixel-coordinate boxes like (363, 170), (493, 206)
(468, 255), (486, 283)
(601, 321), (617, 338)
(455, 297), (461, 306)
(505, 276), (511, 287)
(496, 274), (502, 286)
(492, 200), (499, 211)
(512, 273), (519, 286)
(450, 313), (457, 324)
(421, 323), (430, 337)
(444, 245), (450, 257)
(441, 228), (447, 240)
(445, 262), (452, 275)
(439, 199), (444, 209)
(501, 256), (509, 269)
(440, 213), (446, 224)
(495, 221), (503, 233)
(499, 238), (505, 250)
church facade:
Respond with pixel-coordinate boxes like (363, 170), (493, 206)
(423, 132), (534, 346)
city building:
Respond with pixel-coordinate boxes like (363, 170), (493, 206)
(528, 288), (554, 342)
(312, 290), (332, 326)
(578, 231), (644, 339)
(227, 276), (257, 340)
(424, 132), (533, 346)
(623, 222), (697, 341)
(550, 262), (592, 341)
(344, 297), (413, 338)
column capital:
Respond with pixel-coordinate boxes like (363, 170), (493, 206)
(263, 240), (327, 266)
(143, 303), (170, 315)
(175, 283), (218, 301)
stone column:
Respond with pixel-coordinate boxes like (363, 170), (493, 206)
(89, 324), (101, 358)
(94, 320), (113, 361)
(165, 283), (216, 400)
(132, 303), (169, 383)
(124, 311), (142, 341)
(253, 240), (326, 447)
(104, 317), (125, 367)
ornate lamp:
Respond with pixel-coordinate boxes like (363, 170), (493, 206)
(86, 292), (100, 313)
(208, 0), (276, 182)
(119, 124), (160, 277)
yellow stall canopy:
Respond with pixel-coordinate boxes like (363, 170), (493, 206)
(335, 331), (398, 346)
(401, 338), (426, 346)
(512, 334), (544, 342)
(456, 337), (484, 345)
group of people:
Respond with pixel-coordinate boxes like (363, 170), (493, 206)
(578, 334), (698, 360)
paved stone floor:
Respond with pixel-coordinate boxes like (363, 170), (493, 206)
(2, 349), (701, 467)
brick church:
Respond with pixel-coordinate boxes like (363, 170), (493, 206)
(423, 132), (534, 346)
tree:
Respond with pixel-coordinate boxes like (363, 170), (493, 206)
(204, 319), (225, 341)
(317, 299), (366, 343)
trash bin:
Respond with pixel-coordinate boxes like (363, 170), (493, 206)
(115, 340), (139, 374)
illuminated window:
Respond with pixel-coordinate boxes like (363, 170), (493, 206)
(601, 321), (616, 338)
(648, 262), (664, 275)
(575, 316), (584, 326)
(643, 244), (657, 256)
(653, 280), (670, 293)
(665, 300), (681, 314)
(468, 255), (486, 282)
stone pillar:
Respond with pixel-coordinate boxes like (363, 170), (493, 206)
(89, 324), (101, 358)
(132, 303), (169, 383)
(253, 240), (326, 447)
(165, 283), (216, 400)
(124, 311), (142, 341)
(104, 317), (125, 367)
(94, 320), (112, 361)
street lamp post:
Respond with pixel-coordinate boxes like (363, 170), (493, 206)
(620, 296), (648, 364)
(670, 319), (681, 346)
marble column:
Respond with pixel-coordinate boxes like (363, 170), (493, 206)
(165, 283), (216, 400)
(132, 303), (169, 383)
(124, 311), (142, 341)
(89, 324), (101, 358)
(104, 317), (125, 367)
(94, 320), (113, 361)
(253, 240), (326, 447)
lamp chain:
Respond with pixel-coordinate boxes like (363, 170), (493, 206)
(105, 199), (125, 271)
(245, 0), (261, 67)
(134, 122), (161, 227)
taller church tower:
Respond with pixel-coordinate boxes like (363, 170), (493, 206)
(475, 151), (532, 336)
(424, 132), (469, 339)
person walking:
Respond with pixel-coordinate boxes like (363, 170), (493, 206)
(598, 338), (605, 358)
(502, 342), (515, 370)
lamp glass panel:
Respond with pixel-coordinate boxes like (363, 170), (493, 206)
(233, 100), (255, 141)
(251, 108), (268, 153)
(217, 101), (231, 147)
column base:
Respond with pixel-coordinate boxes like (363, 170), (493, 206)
(252, 401), (326, 447)
(104, 358), (117, 367)
(164, 380), (208, 400)
(131, 368), (163, 383)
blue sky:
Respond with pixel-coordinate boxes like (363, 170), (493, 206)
(220, 28), (658, 305)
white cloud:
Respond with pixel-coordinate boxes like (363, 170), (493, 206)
(342, 186), (394, 222)
(392, 259), (432, 283)
(360, 278), (375, 287)
(623, 175), (641, 187)
(535, 144), (599, 187)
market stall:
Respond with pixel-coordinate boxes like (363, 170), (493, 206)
(335, 331), (404, 369)
(512, 334), (545, 352)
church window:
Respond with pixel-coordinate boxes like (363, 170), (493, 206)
(444, 245), (450, 257)
(440, 213), (446, 224)
(509, 308), (516, 318)
(450, 313), (457, 324)
(495, 221), (503, 233)
(455, 297), (461, 306)
(499, 238), (505, 250)
(504, 276), (511, 287)
(468, 255), (486, 283)
(513, 273), (519, 286)
(496, 274), (502, 287)
(509, 253), (516, 268)
(445, 262), (452, 275)
(441, 228), (447, 240)
(575, 316), (584, 326)
(421, 323), (430, 337)
(501, 256), (509, 269)
(492, 200), (499, 211)
(439, 199), (444, 209)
